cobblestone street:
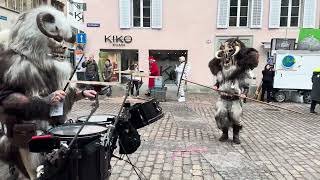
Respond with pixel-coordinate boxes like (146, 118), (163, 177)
(72, 94), (320, 180)
(1, 93), (320, 180)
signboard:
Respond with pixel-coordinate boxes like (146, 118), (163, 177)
(297, 28), (320, 50)
(76, 33), (87, 44)
(104, 35), (133, 47)
(0, 16), (7, 21)
(87, 23), (100, 27)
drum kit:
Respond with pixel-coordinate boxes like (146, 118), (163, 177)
(29, 71), (164, 180)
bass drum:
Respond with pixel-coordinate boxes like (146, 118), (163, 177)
(128, 99), (164, 129)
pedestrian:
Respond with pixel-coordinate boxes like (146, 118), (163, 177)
(82, 54), (99, 90)
(130, 63), (142, 97)
(175, 56), (191, 102)
(146, 56), (160, 96)
(102, 59), (113, 96)
(261, 64), (275, 103)
(310, 68), (320, 113)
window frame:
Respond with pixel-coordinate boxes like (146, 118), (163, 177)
(280, 0), (302, 27)
(229, 0), (250, 27)
(131, 0), (151, 28)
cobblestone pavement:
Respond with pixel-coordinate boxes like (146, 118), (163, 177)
(1, 93), (320, 180)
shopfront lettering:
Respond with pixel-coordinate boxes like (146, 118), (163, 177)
(105, 35), (133, 46)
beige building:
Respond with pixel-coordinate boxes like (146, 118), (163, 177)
(83, 0), (320, 87)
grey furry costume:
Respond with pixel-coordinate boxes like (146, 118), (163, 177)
(0, 6), (77, 179)
(209, 38), (259, 144)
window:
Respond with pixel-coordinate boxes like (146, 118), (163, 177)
(280, 0), (300, 27)
(229, 0), (249, 27)
(132, 0), (151, 27)
(32, 0), (41, 8)
(51, 0), (64, 12)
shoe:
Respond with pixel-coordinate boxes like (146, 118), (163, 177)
(219, 128), (229, 142)
(178, 97), (185, 102)
(233, 125), (242, 144)
(310, 111), (317, 114)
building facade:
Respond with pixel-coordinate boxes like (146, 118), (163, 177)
(83, 0), (320, 87)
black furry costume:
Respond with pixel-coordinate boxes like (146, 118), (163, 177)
(0, 6), (79, 180)
(208, 38), (259, 144)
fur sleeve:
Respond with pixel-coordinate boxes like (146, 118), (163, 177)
(208, 58), (222, 75)
(2, 93), (51, 120)
(63, 87), (78, 114)
(237, 48), (259, 70)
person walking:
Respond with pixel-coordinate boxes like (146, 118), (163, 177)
(102, 59), (113, 96)
(310, 68), (320, 113)
(130, 63), (142, 97)
(261, 64), (275, 103)
(175, 56), (191, 102)
(146, 56), (159, 96)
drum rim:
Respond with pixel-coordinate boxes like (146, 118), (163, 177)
(48, 123), (108, 138)
(77, 113), (117, 122)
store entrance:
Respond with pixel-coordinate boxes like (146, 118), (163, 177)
(149, 50), (188, 85)
(99, 49), (138, 83)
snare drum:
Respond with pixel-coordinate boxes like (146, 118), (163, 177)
(47, 124), (108, 180)
(128, 99), (164, 129)
(77, 114), (116, 125)
(49, 124), (108, 145)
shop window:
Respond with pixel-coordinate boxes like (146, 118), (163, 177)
(99, 49), (139, 83)
(149, 50), (188, 85)
(132, 0), (151, 27)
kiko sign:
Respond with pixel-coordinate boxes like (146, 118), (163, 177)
(105, 35), (133, 47)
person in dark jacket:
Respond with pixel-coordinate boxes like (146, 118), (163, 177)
(103, 59), (113, 82)
(82, 55), (99, 81)
(82, 55), (99, 90)
(310, 68), (320, 113)
(101, 59), (113, 96)
(261, 64), (275, 102)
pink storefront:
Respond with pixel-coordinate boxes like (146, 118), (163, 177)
(83, 0), (320, 89)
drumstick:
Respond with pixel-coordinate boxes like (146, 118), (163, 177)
(118, 70), (159, 78)
(68, 80), (119, 86)
(183, 79), (305, 115)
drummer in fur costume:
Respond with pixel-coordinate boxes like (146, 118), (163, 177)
(209, 38), (259, 144)
(0, 6), (96, 179)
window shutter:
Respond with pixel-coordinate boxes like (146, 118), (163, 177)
(216, 0), (230, 29)
(119, 0), (131, 29)
(269, 0), (281, 28)
(303, 0), (317, 28)
(151, 0), (162, 29)
(250, 0), (263, 28)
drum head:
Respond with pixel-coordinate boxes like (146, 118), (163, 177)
(49, 124), (108, 137)
(77, 114), (116, 124)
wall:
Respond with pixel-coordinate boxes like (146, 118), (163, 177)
(84, 0), (320, 87)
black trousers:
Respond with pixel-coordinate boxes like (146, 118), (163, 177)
(310, 100), (319, 112)
(131, 80), (140, 96)
(261, 83), (273, 102)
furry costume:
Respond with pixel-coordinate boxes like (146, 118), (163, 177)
(208, 38), (259, 144)
(0, 6), (78, 179)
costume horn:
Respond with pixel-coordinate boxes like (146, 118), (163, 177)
(36, 13), (63, 42)
(215, 50), (223, 59)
